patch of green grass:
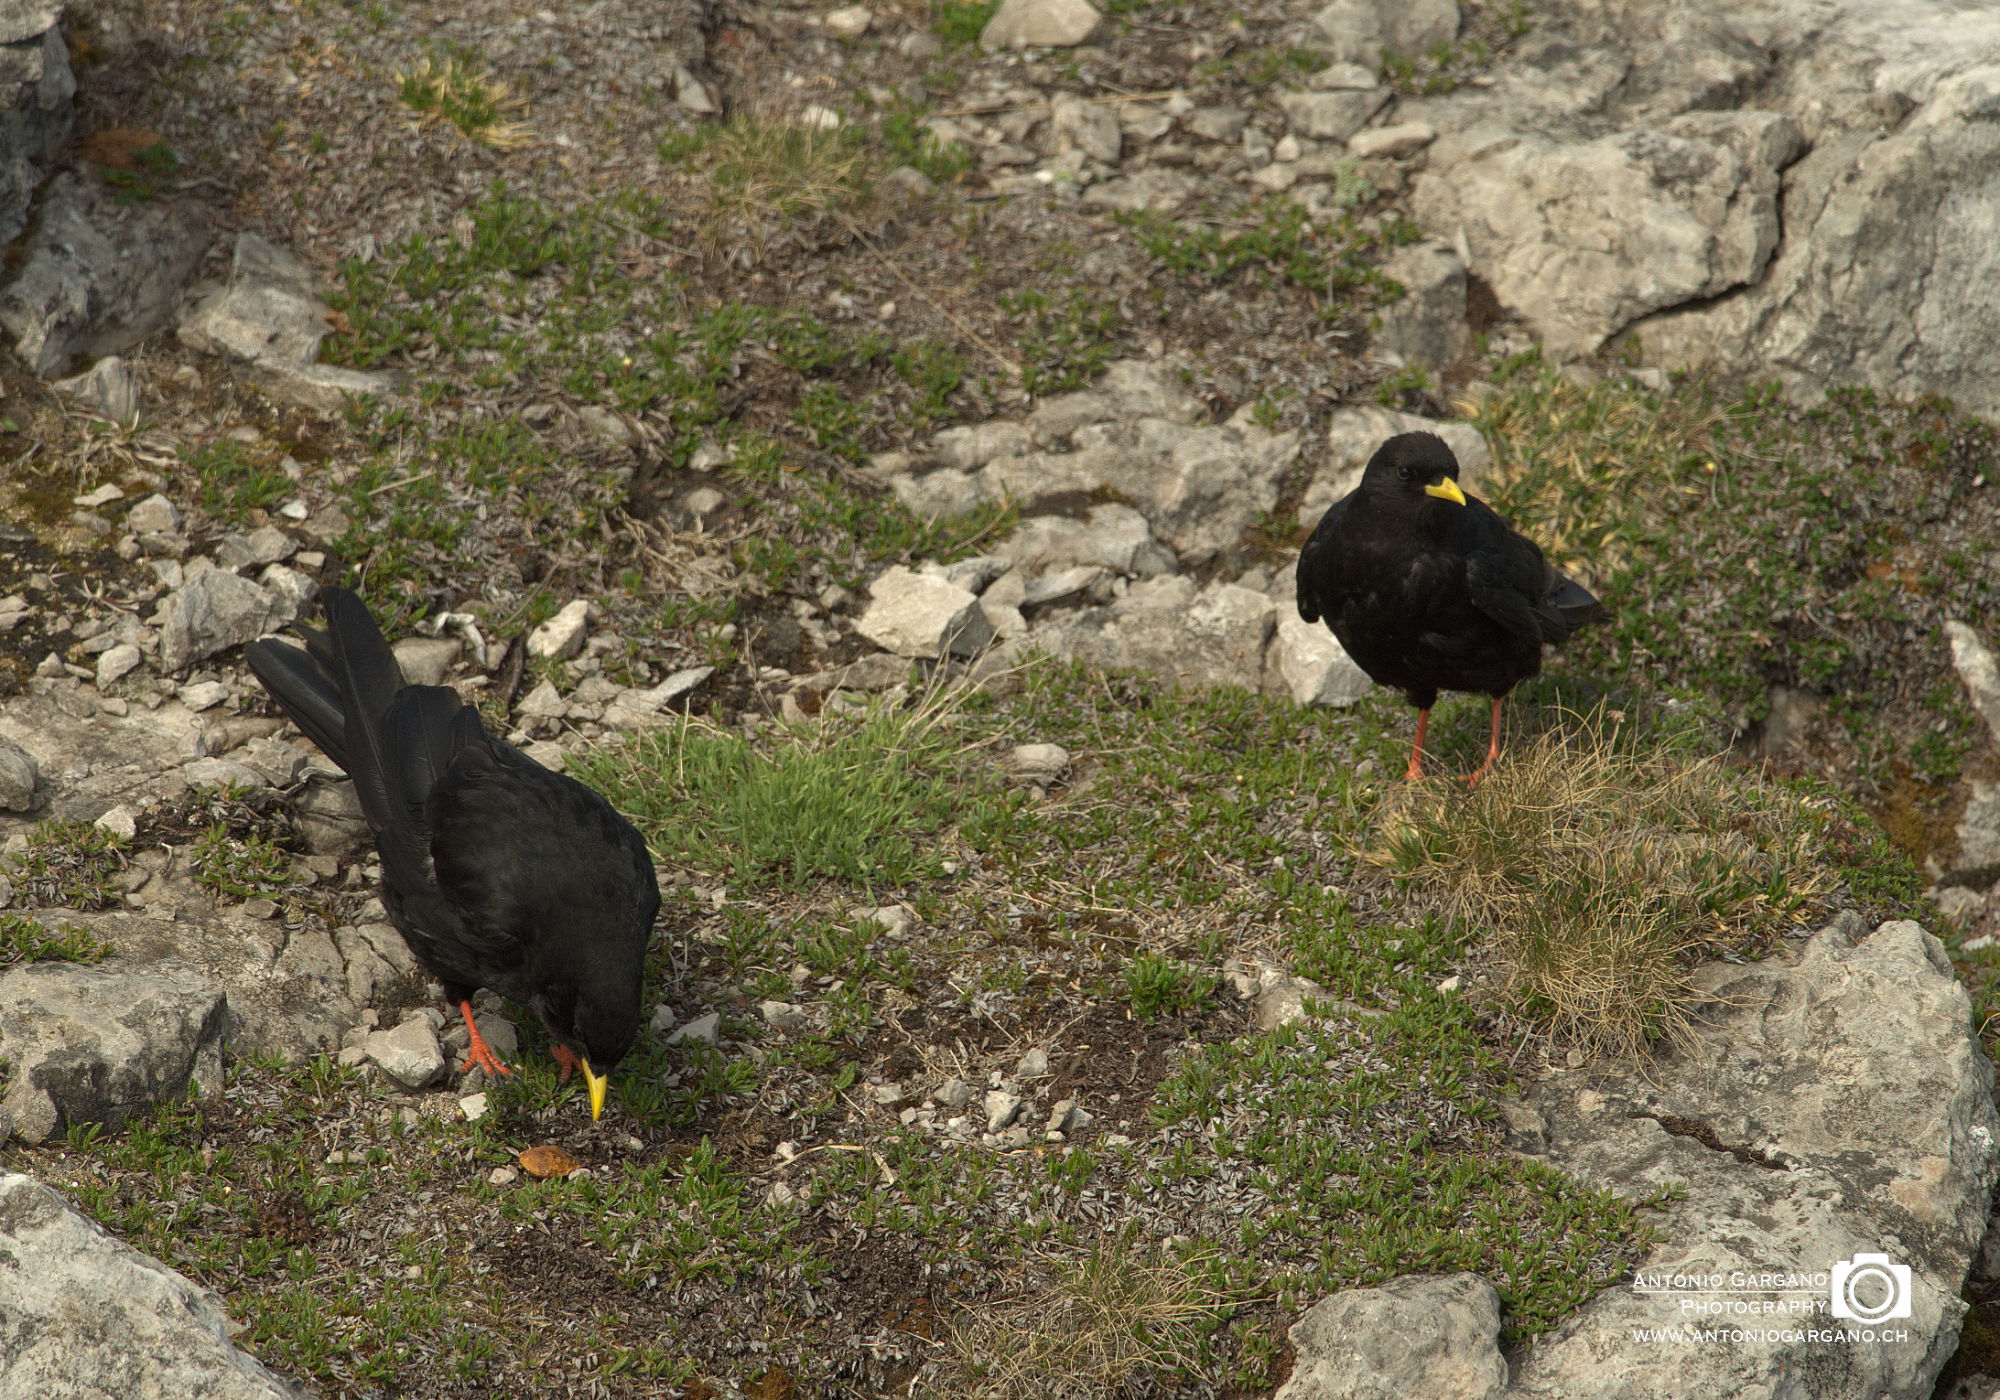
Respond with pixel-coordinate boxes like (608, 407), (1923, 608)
(661, 115), (873, 257)
(571, 687), (986, 891)
(497, 1138), (818, 1289)
(1146, 1016), (1662, 1345)
(1118, 201), (1415, 316)
(1000, 288), (1123, 396)
(104, 139), (179, 202)
(1472, 359), (2000, 795)
(324, 180), (992, 622)
(187, 440), (290, 522)
(1123, 951), (1218, 1019)
(880, 103), (974, 184)
(922, 1233), (1230, 1399)
(11, 820), (129, 911)
(0, 911), (112, 964)
(933, 0), (998, 45)
(1200, 45), (1329, 88)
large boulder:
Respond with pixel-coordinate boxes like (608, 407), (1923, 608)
(0, 4), (72, 250)
(1412, 113), (1800, 361)
(0, 1172), (301, 1399)
(1505, 915), (1999, 1397)
(1397, 1), (2000, 416)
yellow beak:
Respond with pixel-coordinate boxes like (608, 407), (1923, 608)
(1424, 477), (1468, 506)
(582, 1059), (609, 1121)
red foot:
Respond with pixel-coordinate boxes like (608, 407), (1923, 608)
(550, 1043), (580, 1082)
(1404, 708), (1430, 782)
(457, 999), (514, 1077)
(1463, 697), (1504, 789)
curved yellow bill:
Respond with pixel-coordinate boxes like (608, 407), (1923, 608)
(1424, 477), (1468, 506)
(582, 1059), (609, 1121)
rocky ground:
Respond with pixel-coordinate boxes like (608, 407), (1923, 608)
(5, 0), (2000, 1396)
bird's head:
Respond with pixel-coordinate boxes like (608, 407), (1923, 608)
(538, 971), (641, 1122)
(1364, 432), (1467, 508)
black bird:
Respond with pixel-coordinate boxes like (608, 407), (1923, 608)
(1296, 431), (1605, 785)
(246, 588), (659, 1119)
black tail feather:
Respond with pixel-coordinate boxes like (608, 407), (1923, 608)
(1550, 574), (1607, 634)
(244, 638), (349, 771)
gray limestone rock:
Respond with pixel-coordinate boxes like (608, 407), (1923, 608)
(1047, 577), (1276, 691)
(0, 961), (226, 1144)
(1277, 1273), (1506, 1400)
(0, 1172), (302, 1399)
(1507, 917), (1998, 1398)
(1413, 113), (1801, 361)
(51, 353), (140, 425)
(178, 232), (395, 411)
(391, 636), (461, 688)
(1375, 240), (1472, 369)
(0, 171), (210, 377)
(364, 1013), (446, 1089)
(156, 569), (285, 672)
(1313, 0), (1459, 71)
(980, 0), (1100, 49)
(0, 735), (36, 810)
(1051, 94), (1122, 164)
(1278, 87), (1392, 143)
(1268, 615), (1374, 707)
(856, 567), (995, 659)
(0, 18), (72, 251)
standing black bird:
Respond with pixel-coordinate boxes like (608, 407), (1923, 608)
(1296, 431), (1605, 784)
(245, 588), (659, 1119)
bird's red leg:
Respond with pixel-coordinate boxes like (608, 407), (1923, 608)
(549, 1043), (580, 1083)
(1404, 708), (1430, 782)
(458, 999), (513, 1077)
(1465, 697), (1504, 788)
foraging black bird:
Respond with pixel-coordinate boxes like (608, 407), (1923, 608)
(245, 588), (658, 1119)
(1296, 431), (1605, 785)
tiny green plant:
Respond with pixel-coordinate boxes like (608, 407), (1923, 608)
(187, 440), (291, 522)
(999, 289), (1122, 396)
(13, 820), (130, 910)
(0, 912), (112, 965)
(191, 825), (297, 901)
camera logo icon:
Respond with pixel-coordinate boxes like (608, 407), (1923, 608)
(1829, 1253), (1913, 1322)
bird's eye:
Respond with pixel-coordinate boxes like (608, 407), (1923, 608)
(1397, 465), (1413, 480)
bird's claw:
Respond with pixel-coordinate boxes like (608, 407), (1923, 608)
(461, 1042), (514, 1077)
(550, 1043), (580, 1083)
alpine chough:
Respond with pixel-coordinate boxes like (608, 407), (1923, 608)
(246, 588), (658, 1119)
(1296, 431), (1605, 784)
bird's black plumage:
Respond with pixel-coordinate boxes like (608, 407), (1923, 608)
(246, 589), (659, 1108)
(1296, 431), (1604, 779)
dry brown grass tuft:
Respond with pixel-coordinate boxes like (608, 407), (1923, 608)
(917, 1238), (1232, 1400)
(682, 113), (875, 262)
(394, 56), (532, 149)
(1373, 709), (1834, 1058)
